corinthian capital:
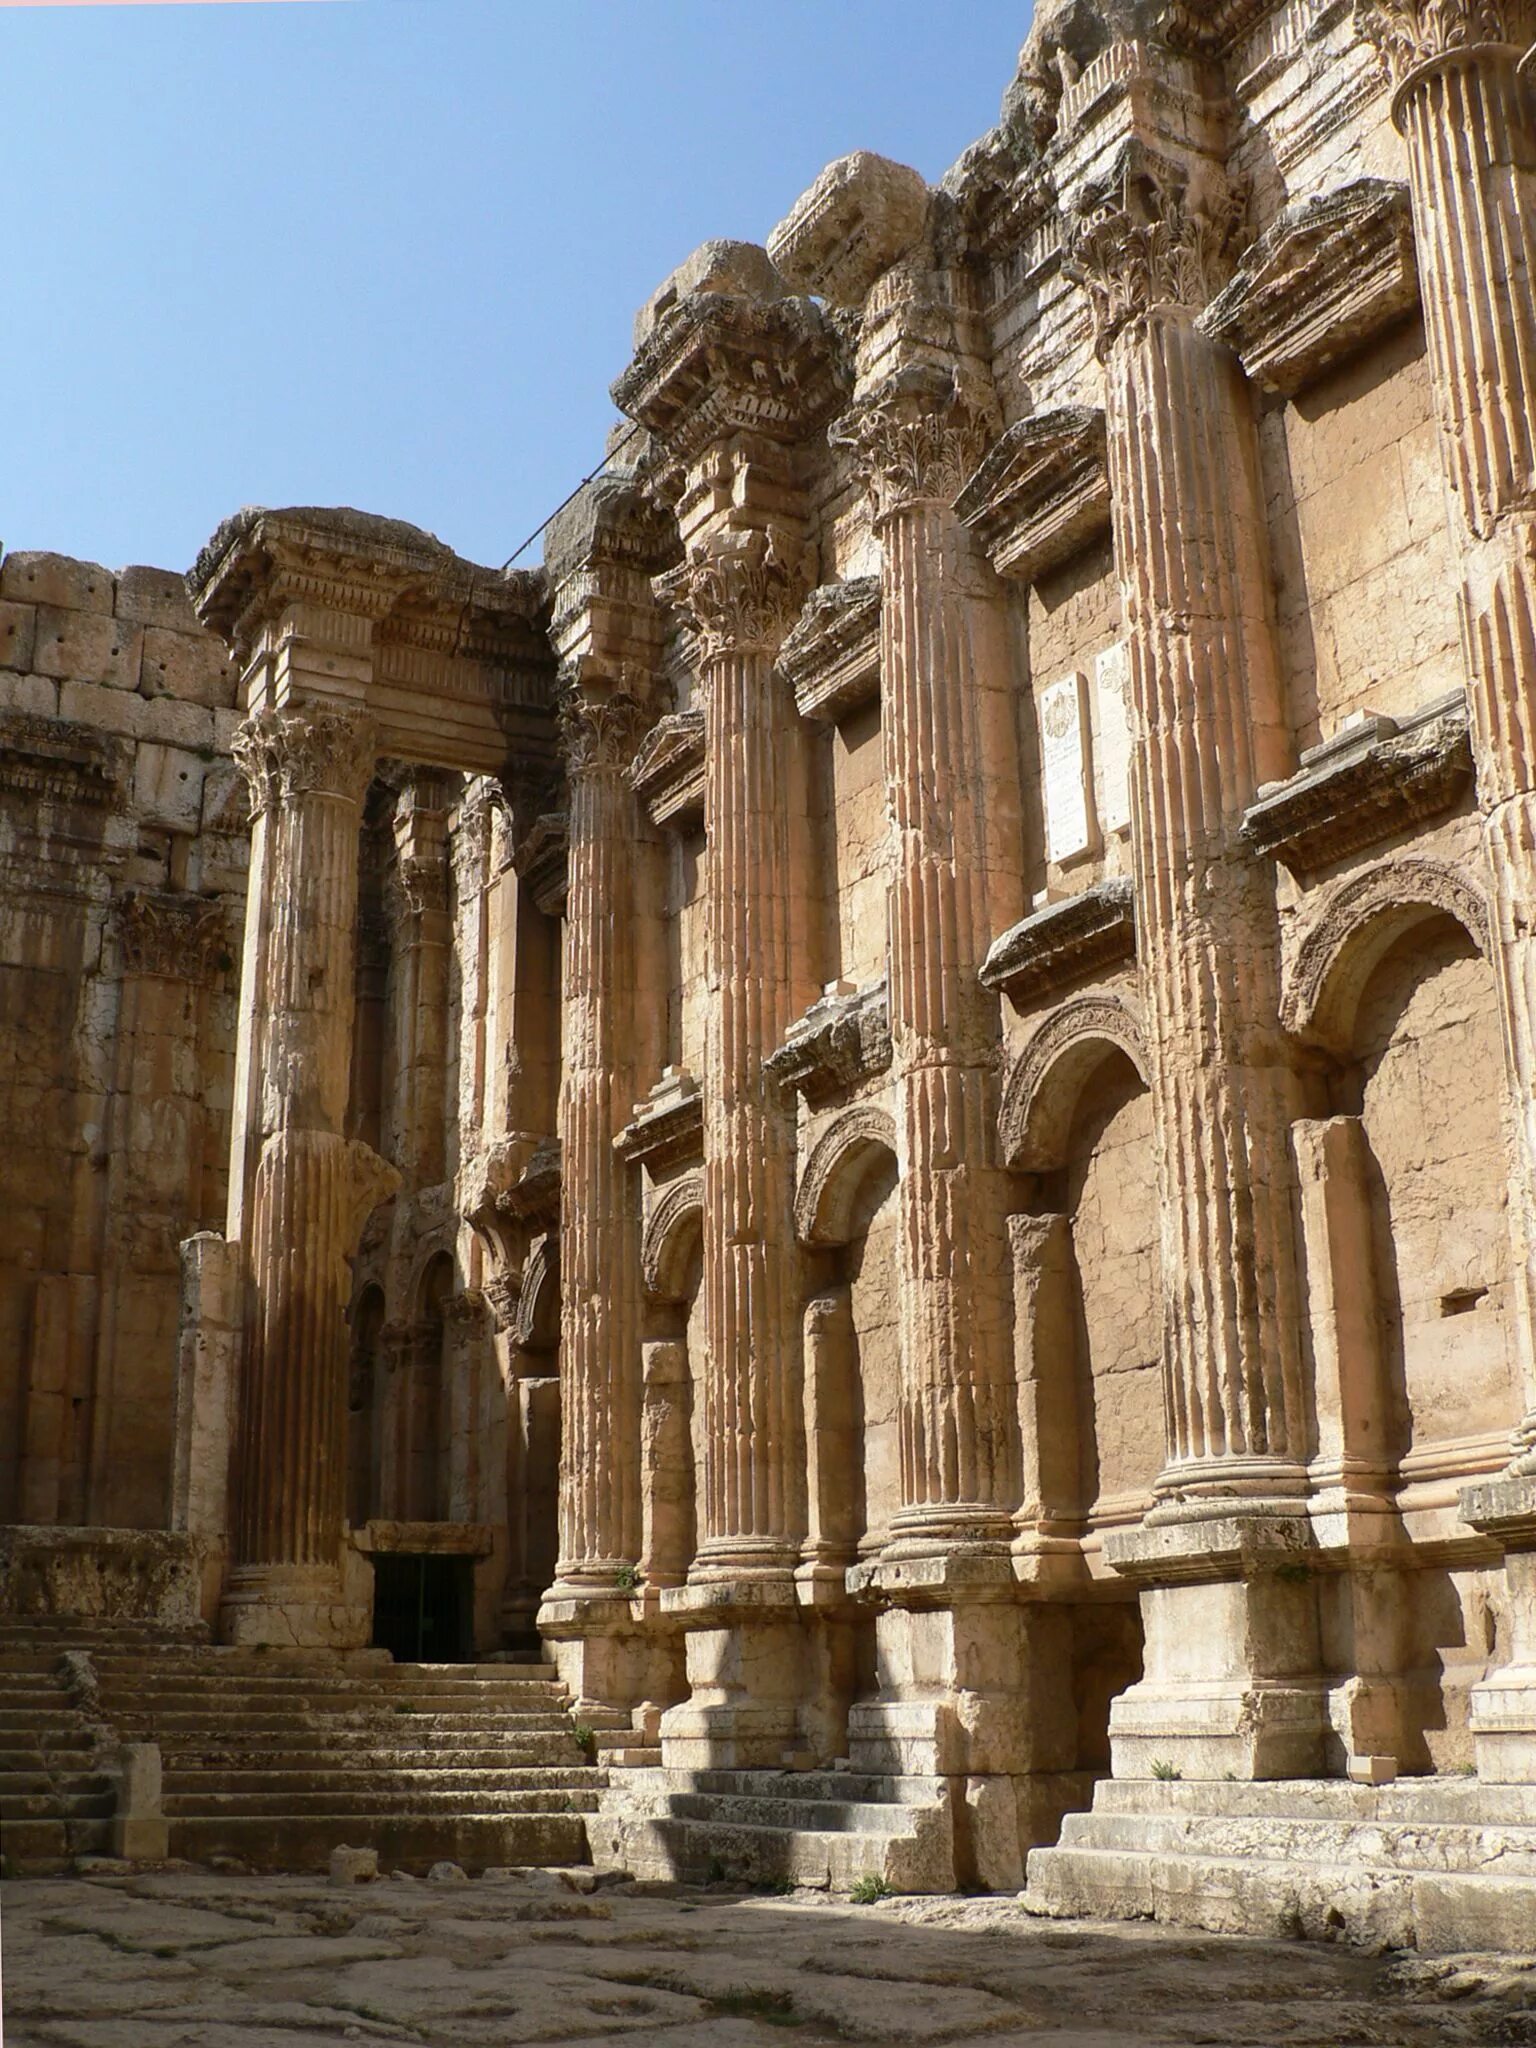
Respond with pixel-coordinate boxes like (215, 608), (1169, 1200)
(1068, 150), (1249, 360)
(653, 525), (811, 661)
(1356, 0), (1536, 87)
(831, 363), (998, 523)
(233, 703), (378, 818)
(557, 682), (655, 779)
(113, 890), (231, 985)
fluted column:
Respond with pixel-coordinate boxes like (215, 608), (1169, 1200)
(1072, 157), (1308, 1508)
(664, 530), (810, 1582)
(835, 373), (1020, 1552)
(1359, 0), (1536, 1469)
(553, 689), (653, 1590)
(221, 705), (399, 1646)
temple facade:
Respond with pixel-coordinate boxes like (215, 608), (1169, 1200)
(7, 0), (1536, 1944)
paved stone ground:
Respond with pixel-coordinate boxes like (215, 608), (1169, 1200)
(4, 1869), (1536, 2047)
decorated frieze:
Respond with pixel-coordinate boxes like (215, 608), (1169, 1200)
(1203, 179), (1419, 396)
(779, 579), (882, 724)
(1241, 691), (1474, 872)
(956, 408), (1110, 585)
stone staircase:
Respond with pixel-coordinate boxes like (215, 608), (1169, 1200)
(1026, 1777), (1536, 1953)
(590, 1766), (958, 1892)
(0, 1623), (603, 1876)
(0, 1631), (120, 1872)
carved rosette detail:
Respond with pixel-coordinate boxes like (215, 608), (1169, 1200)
(654, 527), (809, 662)
(232, 704), (378, 818)
(113, 891), (231, 984)
(557, 688), (654, 780)
(1068, 157), (1250, 360)
(832, 369), (997, 523)
(1356, 0), (1536, 84)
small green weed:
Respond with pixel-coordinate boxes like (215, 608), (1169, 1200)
(849, 1873), (890, 1904)
(1150, 1759), (1182, 1781)
(572, 1720), (595, 1752)
(614, 1563), (640, 1593)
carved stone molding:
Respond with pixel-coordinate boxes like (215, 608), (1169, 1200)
(767, 151), (931, 310)
(653, 526), (811, 662)
(980, 880), (1137, 1007)
(511, 812), (568, 916)
(1281, 854), (1493, 1051)
(831, 364), (999, 524)
(1356, 0), (1536, 92)
(1203, 179), (1420, 396)
(113, 890), (231, 985)
(513, 1232), (560, 1353)
(779, 579), (883, 723)
(1241, 692), (1474, 872)
(1068, 148), (1250, 358)
(615, 1067), (704, 1171)
(998, 993), (1149, 1173)
(233, 704), (378, 818)
(629, 711), (705, 831)
(0, 712), (130, 813)
(766, 979), (893, 1105)
(794, 1105), (899, 1248)
(956, 407), (1112, 585)
(641, 1170), (705, 1302)
(557, 687), (654, 781)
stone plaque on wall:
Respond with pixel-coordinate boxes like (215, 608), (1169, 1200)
(1039, 670), (1094, 866)
(1095, 640), (1134, 837)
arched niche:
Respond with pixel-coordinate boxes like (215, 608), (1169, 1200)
(794, 1106), (898, 1248)
(642, 1173), (705, 1304)
(1281, 856), (1492, 1057)
(512, 1232), (560, 1354)
(999, 993), (1149, 1174)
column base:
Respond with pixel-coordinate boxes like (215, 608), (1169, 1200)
(537, 1586), (681, 1728)
(218, 1561), (371, 1649)
(1462, 1475), (1536, 1783)
(658, 1577), (808, 1770)
(1104, 1512), (1326, 1782)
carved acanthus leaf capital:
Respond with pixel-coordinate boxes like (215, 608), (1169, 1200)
(113, 890), (231, 985)
(1067, 151), (1249, 360)
(653, 525), (811, 661)
(232, 704), (378, 818)
(557, 685), (655, 779)
(831, 364), (999, 522)
(1355, 0), (1536, 90)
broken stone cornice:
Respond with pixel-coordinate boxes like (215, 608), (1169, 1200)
(615, 1067), (704, 1169)
(980, 879), (1137, 1004)
(955, 407), (1111, 583)
(765, 979), (893, 1106)
(767, 151), (931, 310)
(629, 710), (705, 831)
(779, 578), (882, 723)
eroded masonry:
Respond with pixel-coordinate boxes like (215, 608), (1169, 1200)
(7, 0), (1536, 1950)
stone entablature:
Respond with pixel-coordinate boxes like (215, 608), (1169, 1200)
(980, 880), (1137, 1006)
(955, 408), (1111, 583)
(615, 1067), (703, 1171)
(512, 812), (568, 916)
(629, 711), (704, 831)
(778, 579), (882, 723)
(1203, 178), (1420, 396)
(766, 980), (893, 1105)
(1242, 692), (1474, 871)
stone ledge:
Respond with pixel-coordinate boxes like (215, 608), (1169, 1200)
(512, 812), (568, 915)
(1241, 692), (1472, 872)
(981, 879), (1136, 1005)
(779, 578), (882, 724)
(766, 978), (891, 1104)
(956, 407), (1111, 584)
(616, 1067), (703, 1170)
(629, 711), (704, 831)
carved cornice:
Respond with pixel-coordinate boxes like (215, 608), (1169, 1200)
(113, 890), (232, 985)
(612, 291), (851, 480)
(233, 704), (378, 817)
(766, 980), (893, 1106)
(779, 579), (883, 723)
(767, 151), (931, 310)
(653, 525), (811, 662)
(831, 363), (999, 523)
(955, 408), (1111, 584)
(0, 711), (130, 812)
(1356, 0), (1536, 95)
(980, 880), (1137, 1007)
(1068, 148), (1249, 359)
(629, 711), (706, 831)
(557, 687), (654, 781)
(511, 812), (568, 916)
(513, 1232), (560, 1353)
(457, 1132), (559, 1275)
(1241, 692), (1474, 872)
(1203, 179), (1419, 397)
(616, 1067), (704, 1171)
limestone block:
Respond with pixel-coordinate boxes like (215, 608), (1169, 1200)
(139, 626), (237, 710)
(0, 550), (114, 614)
(0, 669), (58, 719)
(329, 1845), (379, 1885)
(115, 564), (199, 630)
(58, 675), (147, 739)
(768, 151), (930, 309)
(0, 601), (37, 673)
(33, 608), (142, 691)
(632, 238), (783, 347)
(134, 743), (207, 835)
(139, 694), (215, 750)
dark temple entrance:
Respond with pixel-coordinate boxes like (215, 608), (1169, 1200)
(370, 1553), (473, 1663)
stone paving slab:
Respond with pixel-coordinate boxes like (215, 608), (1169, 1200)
(4, 1870), (1536, 2045)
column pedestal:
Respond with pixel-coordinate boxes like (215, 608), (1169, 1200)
(1462, 1477), (1536, 1782)
(658, 1582), (807, 1771)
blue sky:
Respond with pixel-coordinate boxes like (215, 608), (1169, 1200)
(3, 1), (1032, 575)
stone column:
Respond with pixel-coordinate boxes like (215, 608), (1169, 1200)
(387, 774), (453, 1188)
(1069, 152), (1323, 1778)
(1358, 0), (1536, 1778)
(837, 368), (1020, 1558)
(220, 705), (399, 1647)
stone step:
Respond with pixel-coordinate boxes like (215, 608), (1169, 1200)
(109, 1711), (579, 1734)
(1056, 1806), (1536, 1873)
(0, 1770), (113, 1797)
(164, 1765), (605, 1793)
(98, 1673), (565, 1696)
(91, 1657), (551, 1683)
(660, 1791), (918, 1835)
(158, 1744), (590, 1772)
(687, 1768), (929, 1805)
(1091, 1774), (1536, 1826)
(0, 1816), (113, 1873)
(0, 1725), (95, 1751)
(1, 1789), (116, 1821)
(163, 1786), (601, 1817)
(167, 1809), (589, 1875)
(142, 1729), (586, 1761)
(622, 1814), (923, 1893)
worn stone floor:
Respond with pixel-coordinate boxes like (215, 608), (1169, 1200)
(4, 1869), (1536, 2047)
